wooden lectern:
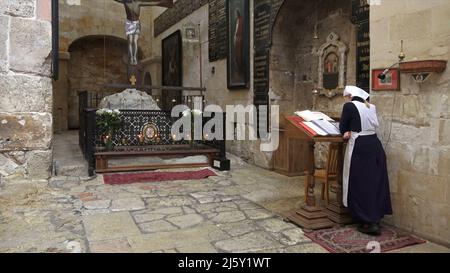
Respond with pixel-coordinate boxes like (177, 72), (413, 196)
(281, 116), (352, 230)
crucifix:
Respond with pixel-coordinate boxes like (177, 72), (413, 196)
(113, 0), (174, 79)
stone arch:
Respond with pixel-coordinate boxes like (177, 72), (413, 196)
(54, 35), (143, 131)
(269, 0), (359, 170)
(269, 0), (357, 117)
(68, 35), (144, 63)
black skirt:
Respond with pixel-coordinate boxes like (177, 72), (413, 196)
(348, 134), (393, 223)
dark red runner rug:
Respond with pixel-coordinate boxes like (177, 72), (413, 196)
(304, 225), (426, 253)
(103, 169), (217, 185)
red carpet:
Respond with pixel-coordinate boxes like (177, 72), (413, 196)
(305, 225), (426, 253)
(103, 169), (217, 185)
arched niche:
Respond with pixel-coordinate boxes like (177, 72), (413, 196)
(316, 32), (348, 98)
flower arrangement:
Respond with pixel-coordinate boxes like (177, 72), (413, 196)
(96, 109), (121, 150)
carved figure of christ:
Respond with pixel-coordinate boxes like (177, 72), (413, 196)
(114, 0), (173, 65)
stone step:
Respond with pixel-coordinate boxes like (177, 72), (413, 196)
(53, 160), (88, 177)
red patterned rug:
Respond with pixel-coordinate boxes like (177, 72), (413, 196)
(103, 169), (217, 185)
(304, 225), (426, 253)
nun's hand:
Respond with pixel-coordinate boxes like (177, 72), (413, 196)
(343, 132), (351, 140)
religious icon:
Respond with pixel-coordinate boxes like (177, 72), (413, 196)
(186, 28), (196, 39)
(142, 123), (158, 141)
(227, 0), (249, 89)
(162, 30), (182, 110)
(323, 52), (339, 90)
(325, 53), (339, 74)
(114, 0), (174, 66)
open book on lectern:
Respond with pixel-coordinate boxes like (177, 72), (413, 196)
(294, 110), (341, 136)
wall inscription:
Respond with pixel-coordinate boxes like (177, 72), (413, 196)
(352, 0), (370, 92)
(253, 0), (284, 107)
(208, 0), (227, 61)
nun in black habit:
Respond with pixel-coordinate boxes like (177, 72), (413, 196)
(339, 86), (393, 235)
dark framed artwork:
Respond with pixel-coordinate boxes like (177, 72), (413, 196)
(162, 30), (183, 110)
(227, 0), (250, 89)
(372, 68), (400, 91)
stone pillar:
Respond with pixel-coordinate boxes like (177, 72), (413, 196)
(0, 0), (53, 180)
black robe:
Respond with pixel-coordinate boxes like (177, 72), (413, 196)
(339, 97), (393, 224)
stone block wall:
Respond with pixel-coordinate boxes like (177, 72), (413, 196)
(270, 0), (356, 119)
(270, 0), (356, 168)
(371, 0), (450, 246)
(66, 37), (129, 129)
(0, 0), (53, 180)
(150, 3), (259, 165)
(147, 1), (358, 169)
(53, 0), (154, 131)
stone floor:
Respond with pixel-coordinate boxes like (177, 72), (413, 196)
(0, 133), (449, 253)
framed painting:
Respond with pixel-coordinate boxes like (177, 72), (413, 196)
(372, 68), (400, 91)
(227, 0), (250, 89)
(162, 30), (182, 110)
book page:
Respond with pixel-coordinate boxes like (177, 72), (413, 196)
(295, 110), (334, 122)
(303, 122), (328, 136)
(312, 120), (341, 135)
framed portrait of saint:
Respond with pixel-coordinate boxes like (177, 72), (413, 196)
(227, 0), (250, 89)
(162, 30), (182, 110)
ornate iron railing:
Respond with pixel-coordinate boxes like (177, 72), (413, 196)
(79, 108), (226, 176)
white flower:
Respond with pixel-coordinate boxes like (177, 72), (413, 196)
(96, 108), (105, 115)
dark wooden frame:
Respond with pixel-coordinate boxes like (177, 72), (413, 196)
(372, 68), (400, 91)
(51, 0), (59, 80)
(162, 30), (183, 110)
(226, 0), (250, 89)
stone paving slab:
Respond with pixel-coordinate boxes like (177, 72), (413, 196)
(89, 238), (132, 253)
(2, 150), (448, 253)
(110, 197), (145, 212)
(83, 212), (141, 241)
(139, 220), (179, 233)
(214, 231), (284, 253)
(167, 214), (205, 229)
(127, 224), (230, 253)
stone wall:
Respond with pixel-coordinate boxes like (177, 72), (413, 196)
(371, 0), (450, 246)
(271, 0), (356, 118)
(66, 37), (129, 129)
(150, 2), (258, 165)
(59, 0), (153, 56)
(148, 1), (358, 169)
(54, 0), (155, 131)
(0, 0), (53, 180)
(270, 0), (356, 168)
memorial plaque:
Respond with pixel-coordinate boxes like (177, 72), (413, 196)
(252, 0), (285, 136)
(352, 0), (370, 92)
(352, 0), (370, 24)
(254, 1), (272, 51)
(254, 49), (270, 105)
(271, 0), (284, 26)
(209, 0), (228, 61)
(357, 21), (370, 92)
(254, 49), (270, 139)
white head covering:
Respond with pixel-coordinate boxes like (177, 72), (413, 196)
(343, 86), (370, 100)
